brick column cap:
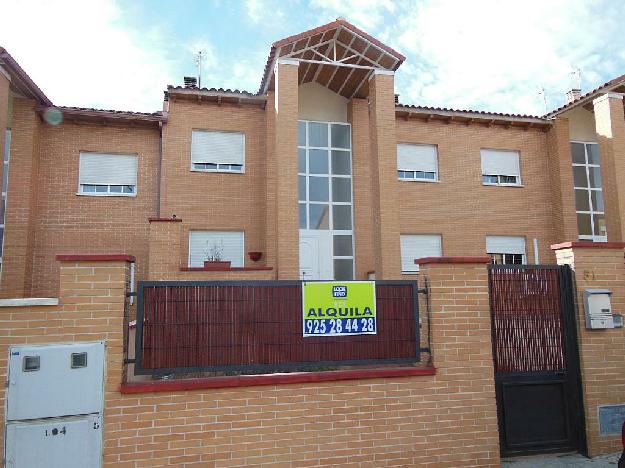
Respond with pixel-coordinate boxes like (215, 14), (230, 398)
(56, 254), (136, 262)
(148, 217), (182, 223)
(415, 256), (491, 265)
(551, 241), (625, 251)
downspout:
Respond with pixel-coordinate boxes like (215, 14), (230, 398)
(156, 120), (163, 217)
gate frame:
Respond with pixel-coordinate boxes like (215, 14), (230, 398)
(488, 264), (587, 457)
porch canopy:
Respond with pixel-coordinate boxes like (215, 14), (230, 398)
(259, 18), (405, 100)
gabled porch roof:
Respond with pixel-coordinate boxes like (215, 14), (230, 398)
(259, 18), (405, 100)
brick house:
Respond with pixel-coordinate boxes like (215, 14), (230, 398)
(0, 18), (623, 297)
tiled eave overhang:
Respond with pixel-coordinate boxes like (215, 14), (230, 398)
(35, 106), (167, 127)
(396, 105), (552, 130)
(167, 86), (267, 108)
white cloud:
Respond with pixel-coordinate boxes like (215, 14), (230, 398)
(0, 0), (175, 112)
(389, 0), (625, 115)
(310, 0), (395, 29)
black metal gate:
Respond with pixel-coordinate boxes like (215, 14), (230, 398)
(488, 265), (586, 457)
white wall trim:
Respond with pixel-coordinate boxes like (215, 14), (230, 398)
(593, 92), (624, 106)
(369, 69), (394, 79)
(0, 298), (59, 307)
(276, 58), (300, 67)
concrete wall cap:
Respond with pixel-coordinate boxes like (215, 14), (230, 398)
(551, 241), (625, 251)
(0, 298), (59, 307)
(592, 92), (624, 106)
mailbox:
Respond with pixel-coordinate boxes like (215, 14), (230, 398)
(583, 289), (614, 329)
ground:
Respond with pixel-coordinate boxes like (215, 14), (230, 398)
(503, 452), (621, 467)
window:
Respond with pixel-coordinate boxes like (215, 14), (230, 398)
(191, 130), (245, 173)
(188, 231), (244, 268)
(571, 142), (606, 241)
(486, 236), (526, 265)
(78, 152), (137, 196)
(400, 234), (442, 273)
(481, 149), (521, 186)
(397, 144), (438, 181)
(0, 129), (11, 275)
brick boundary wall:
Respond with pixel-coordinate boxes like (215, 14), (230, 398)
(0, 256), (500, 467)
(553, 241), (625, 457)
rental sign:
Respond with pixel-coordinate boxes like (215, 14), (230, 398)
(302, 281), (377, 337)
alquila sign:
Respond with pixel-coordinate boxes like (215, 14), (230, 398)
(302, 281), (377, 337)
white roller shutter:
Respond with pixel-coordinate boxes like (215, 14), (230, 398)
(397, 144), (438, 173)
(191, 130), (245, 166)
(188, 231), (245, 267)
(480, 149), (520, 176)
(486, 236), (526, 255)
(79, 152), (137, 186)
(400, 234), (442, 272)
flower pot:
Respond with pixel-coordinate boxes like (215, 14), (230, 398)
(248, 251), (263, 262)
(203, 260), (231, 269)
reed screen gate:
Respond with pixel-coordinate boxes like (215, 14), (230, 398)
(488, 265), (585, 457)
(134, 281), (419, 375)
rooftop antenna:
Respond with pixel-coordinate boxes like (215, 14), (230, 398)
(194, 50), (206, 88)
(571, 67), (582, 90)
(538, 86), (548, 115)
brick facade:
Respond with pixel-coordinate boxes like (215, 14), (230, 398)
(553, 242), (625, 456)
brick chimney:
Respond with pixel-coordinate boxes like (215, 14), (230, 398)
(566, 88), (581, 104)
(183, 76), (198, 88)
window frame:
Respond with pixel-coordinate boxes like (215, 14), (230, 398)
(396, 143), (439, 183)
(188, 230), (246, 268)
(77, 152), (138, 198)
(190, 129), (246, 174)
(571, 140), (606, 242)
(480, 148), (522, 187)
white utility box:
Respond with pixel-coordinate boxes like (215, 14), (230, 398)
(6, 342), (105, 420)
(583, 289), (615, 329)
(5, 414), (102, 468)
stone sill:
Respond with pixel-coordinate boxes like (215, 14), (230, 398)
(551, 241), (625, 251)
(120, 366), (436, 394)
(180, 266), (273, 272)
(0, 298), (59, 307)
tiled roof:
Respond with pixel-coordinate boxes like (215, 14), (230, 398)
(397, 103), (548, 122)
(167, 86), (260, 97)
(546, 73), (625, 117)
(0, 47), (52, 106)
(58, 106), (166, 122)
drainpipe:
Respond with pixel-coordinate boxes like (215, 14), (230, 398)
(156, 120), (163, 217)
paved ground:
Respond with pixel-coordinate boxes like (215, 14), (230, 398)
(503, 452), (621, 467)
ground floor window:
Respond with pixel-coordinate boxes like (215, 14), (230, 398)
(400, 234), (442, 273)
(188, 231), (244, 268)
(486, 236), (526, 265)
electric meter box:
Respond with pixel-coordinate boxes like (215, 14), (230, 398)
(583, 289), (614, 329)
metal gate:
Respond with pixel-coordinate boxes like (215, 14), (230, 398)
(488, 265), (585, 457)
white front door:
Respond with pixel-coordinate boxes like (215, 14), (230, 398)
(299, 231), (332, 280)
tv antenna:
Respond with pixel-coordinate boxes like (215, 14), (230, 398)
(570, 67), (582, 90)
(538, 86), (547, 115)
(195, 50), (206, 88)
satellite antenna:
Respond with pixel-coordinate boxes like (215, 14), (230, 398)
(194, 50), (206, 88)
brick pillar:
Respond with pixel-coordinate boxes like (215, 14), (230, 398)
(553, 240), (625, 456)
(147, 217), (182, 280)
(368, 71), (401, 279)
(274, 59), (299, 279)
(593, 93), (625, 241)
(547, 117), (578, 242)
(265, 91), (277, 270)
(417, 256), (500, 466)
(0, 98), (40, 297)
(349, 98), (374, 279)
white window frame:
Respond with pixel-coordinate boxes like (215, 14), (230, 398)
(396, 143), (439, 183)
(481, 148), (522, 187)
(571, 141), (606, 242)
(486, 235), (526, 265)
(298, 120), (355, 280)
(77, 152), (138, 197)
(190, 129), (246, 174)
(188, 230), (245, 268)
(0, 129), (11, 278)
(400, 234), (442, 273)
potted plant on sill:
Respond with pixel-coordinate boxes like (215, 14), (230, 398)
(203, 241), (230, 269)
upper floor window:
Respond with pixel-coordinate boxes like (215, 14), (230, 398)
(486, 236), (526, 265)
(397, 144), (438, 182)
(191, 130), (245, 173)
(188, 231), (245, 268)
(571, 142), (606, 241)
(78, 152), (137, 196)
(481, 149), (521, 186)
(400, 234), (442, 273)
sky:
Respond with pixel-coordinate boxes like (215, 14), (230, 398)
(1, 0), (624, 116)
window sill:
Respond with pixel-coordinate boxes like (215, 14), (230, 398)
(76, 192), (137, 197)
(120, 366), (436, 394)
(180, 266), (273, 272)
(397, 178), (439, 183)
(401, 271), (420, 275)
(481, 183), (524, 188)
(190, 169), (245, 174)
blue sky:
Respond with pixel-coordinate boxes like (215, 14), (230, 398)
(2, 0), (625, 115)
